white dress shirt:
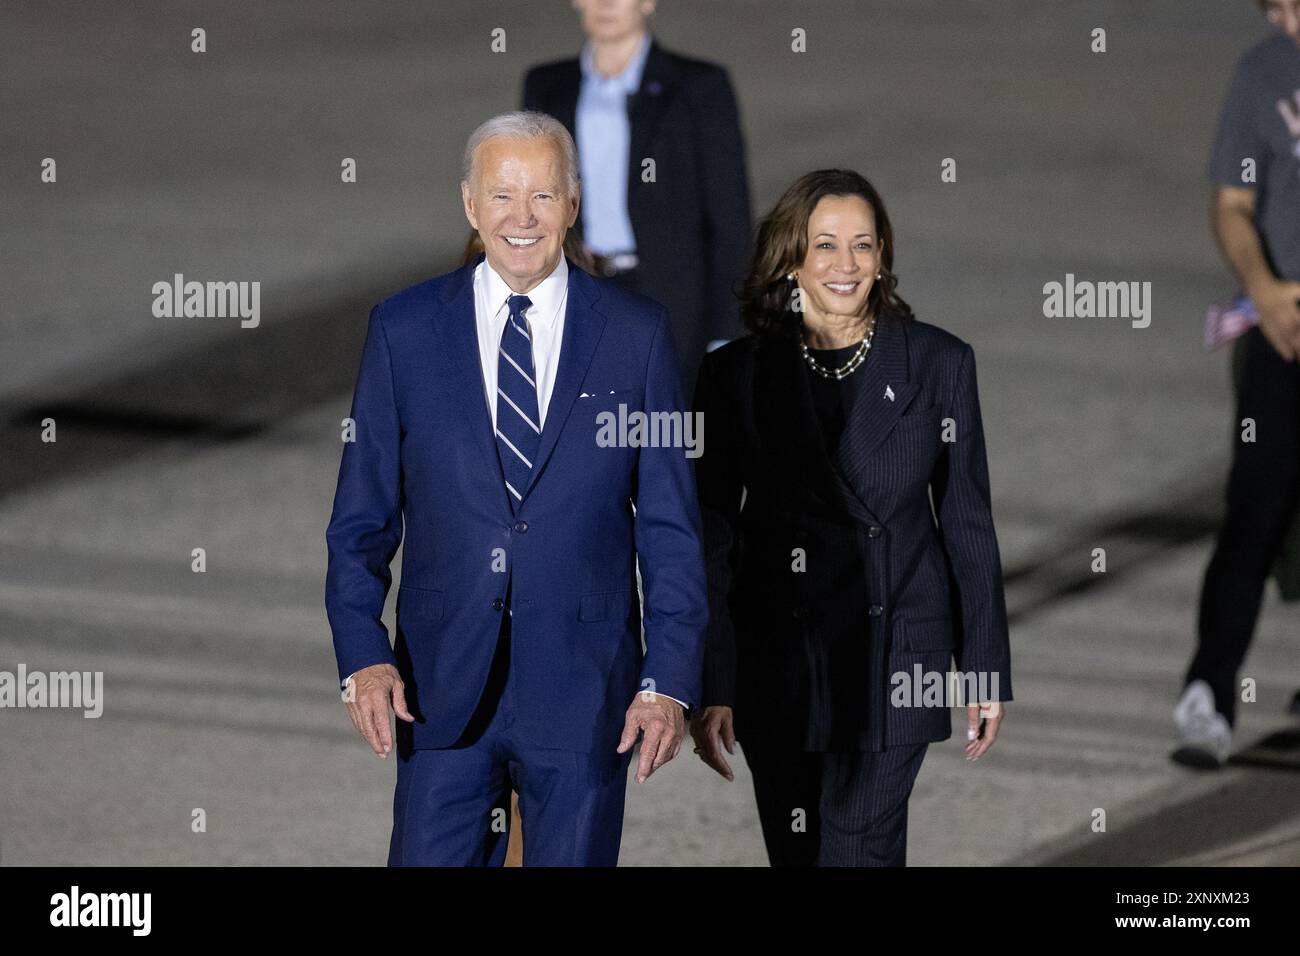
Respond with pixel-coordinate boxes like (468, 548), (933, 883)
(344, 254), (688, 714)
(473, 254), (568, 429)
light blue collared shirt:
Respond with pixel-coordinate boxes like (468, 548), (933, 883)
(575, 32), (651, 256)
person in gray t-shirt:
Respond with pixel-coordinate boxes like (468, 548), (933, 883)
(1175, 0), (1300, 769)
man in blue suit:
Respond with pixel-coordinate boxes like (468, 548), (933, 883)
(325, 110), (707, 866)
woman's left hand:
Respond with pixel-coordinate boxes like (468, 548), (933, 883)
(965, 701), (1006, 760)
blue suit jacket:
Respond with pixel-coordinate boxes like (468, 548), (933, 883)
(325, 254), (707, 754)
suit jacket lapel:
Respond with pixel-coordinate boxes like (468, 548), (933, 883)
(750, 314), (919, 526)
(544, 63), (583, 244)
(439, 253), (512, 516)
(627, 39), (676, 200)
(551, 60), (580, 134)
(521, 261), (606, 500)
(833, 312), (920, 482)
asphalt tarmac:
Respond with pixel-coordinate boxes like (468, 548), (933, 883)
(1, 1), (1297, 865)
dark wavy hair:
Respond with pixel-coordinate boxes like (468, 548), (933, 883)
(739, 169), (913, 335)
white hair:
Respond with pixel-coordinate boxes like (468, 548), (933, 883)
(461, 110), (579, 195)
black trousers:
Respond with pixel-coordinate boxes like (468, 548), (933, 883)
(742, 739), (929, 867)
(1188, 324), (1300, 725)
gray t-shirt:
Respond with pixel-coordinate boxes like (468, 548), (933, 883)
(1207, 33), (1300, 281)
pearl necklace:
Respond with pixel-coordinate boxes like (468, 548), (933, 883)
(800, 317), (877, 380)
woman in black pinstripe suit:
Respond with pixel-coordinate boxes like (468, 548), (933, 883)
(689, 169), (1012, 866)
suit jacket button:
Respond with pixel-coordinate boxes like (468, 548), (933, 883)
(513, 521), (528, 533)
(492, 598), (504, 611)
(867, 525), (882, 538)
(868, 604), (883, 617)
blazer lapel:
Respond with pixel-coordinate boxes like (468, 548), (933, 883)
(833, 312), (920, 482)
(627, 39), (676, 198)
(438, 253), (512, 515)
(545, 63), (583, 244)
(521, 261), (606, 500)
(552, 61), (580, 133)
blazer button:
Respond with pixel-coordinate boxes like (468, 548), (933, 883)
(492, 598), (504, 611)
(513, 521), (529, 533)
(868, 604), (883, 617)
(867, 525), (882, 538)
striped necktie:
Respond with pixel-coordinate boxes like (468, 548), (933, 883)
(495, 294), (540, 511)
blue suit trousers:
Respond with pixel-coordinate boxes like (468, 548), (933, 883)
(388, 611), (634, 866)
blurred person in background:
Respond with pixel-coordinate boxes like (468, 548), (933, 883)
(523, 0), (753, 391)
(688, 170), (1012, 866)
(1175, 0), (1300, 769)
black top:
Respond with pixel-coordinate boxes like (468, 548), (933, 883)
(804, 343), (865, 457)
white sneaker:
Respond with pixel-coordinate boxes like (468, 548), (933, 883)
(1172, 679), (1231, 769)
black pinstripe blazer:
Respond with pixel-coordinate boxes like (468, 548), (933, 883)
(692, 310), (1013, 751)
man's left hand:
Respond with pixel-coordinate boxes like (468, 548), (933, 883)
(617, 693), (686, 783)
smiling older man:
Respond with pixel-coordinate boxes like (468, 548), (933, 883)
(325, 111), (707, 865)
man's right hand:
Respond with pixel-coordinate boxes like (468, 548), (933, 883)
(689, 706), (736, 782)
(1250, 278), (1300, 361)
(344, 663), (413, 758)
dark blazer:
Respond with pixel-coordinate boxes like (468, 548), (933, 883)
(692, 312), (1013, 751)
(522, 36), (753, 390)
(325, 254), (707, 756)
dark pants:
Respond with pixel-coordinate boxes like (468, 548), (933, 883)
(388, 609), (632, 866)
(742, 739), (929, 867)
(1188, 324), (1300, 726)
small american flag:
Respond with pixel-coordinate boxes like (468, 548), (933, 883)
(1204, 295), (1258, 351)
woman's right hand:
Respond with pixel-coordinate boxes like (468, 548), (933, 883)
(690, 706), (737, 782)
